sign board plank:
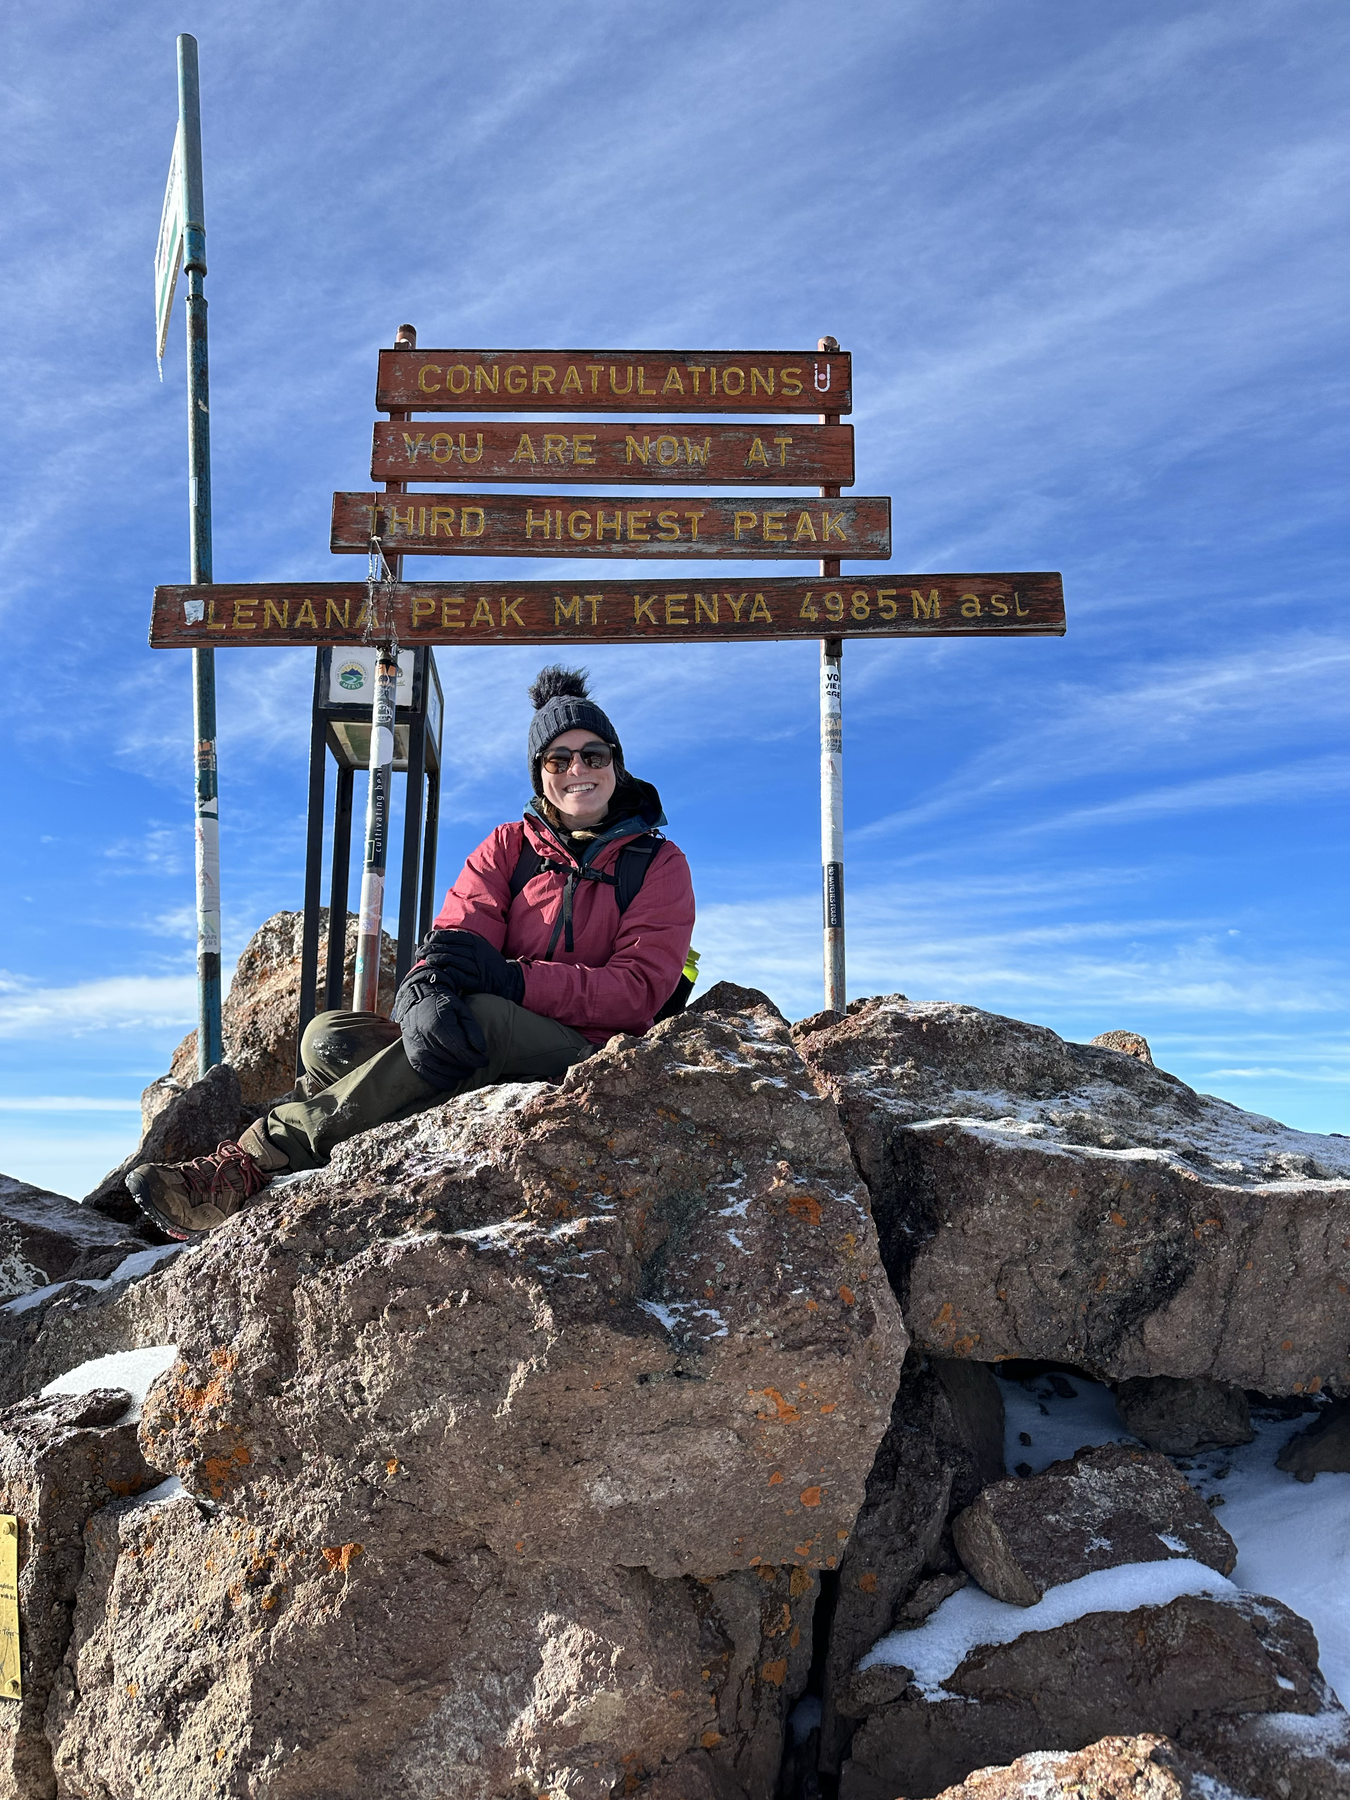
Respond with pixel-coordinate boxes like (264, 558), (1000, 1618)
(0, 1516), (17, 1702)
(331, 493), (890, 560)
(371, 421), (855, 486)
(376, 350), (852, 414)
(151, 576), (1065, 648)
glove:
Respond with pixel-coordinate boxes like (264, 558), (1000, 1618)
(416, 928), (525, 1006)
(392, 984), (489, 1088)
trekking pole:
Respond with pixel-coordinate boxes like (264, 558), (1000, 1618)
(352, 323), (416, 1014)
(818, 335), (845, 1014)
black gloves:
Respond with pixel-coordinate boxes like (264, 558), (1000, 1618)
(392, 978), (489, 1088)
(416, 929), (526, 1006)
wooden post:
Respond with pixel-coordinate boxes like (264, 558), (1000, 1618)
(353, 322), (415, 1013)
(818, 335), (845, 1013)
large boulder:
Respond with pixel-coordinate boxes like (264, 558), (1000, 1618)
(841, 1589), (1347, 1800)
(169, 909), (397, 1109)
(1115, 1375), (1253, 1455)
(0, 1176), (147, 1302)
(44, 987), (906, 1797)
(950, 1443), (1236, 1607)
(928, 1733), (1229, 1800)
(0, 1387), (158, 1800)
(1277, 1397), (1350, 1482)
(795, 998), (1350, 1395)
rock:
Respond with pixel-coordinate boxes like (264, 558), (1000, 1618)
(951, 1443), (1236, 1607)
(817, 1353), (1004, 1771)
(795, 997), (1350, 1395)
(45, 990), (906, 1797)
(1092, 1031), (1155, 1065)
(839, 1591), (1343, 1800)
(82, 1064), (247, 1230)
(1116, 1375), (1254, 1455)
(928, 1733), (1225, 1800)
(137, 1076), (183, 1137)
(169, 908), (397, 1109)
(0, 1387), (158, 1799)
(1277, 1397), (1350, 1482)
(0, 1175), (147, 1304)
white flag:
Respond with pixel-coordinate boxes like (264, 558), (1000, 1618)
(154, 124), (185, 377)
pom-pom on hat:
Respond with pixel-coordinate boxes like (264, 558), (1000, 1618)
(526, 665), (623, 793)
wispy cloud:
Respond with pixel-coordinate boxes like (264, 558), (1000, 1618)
(0, 1097), (142, 1112)
(0, 975), (196, 1040)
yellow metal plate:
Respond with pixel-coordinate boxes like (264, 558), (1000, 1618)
(0, 1517), (19, 1701)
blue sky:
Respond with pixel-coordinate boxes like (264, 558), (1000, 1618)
(2, 0), (1347, 1198)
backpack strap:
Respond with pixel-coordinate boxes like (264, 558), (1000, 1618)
(507, 830), (665, 958)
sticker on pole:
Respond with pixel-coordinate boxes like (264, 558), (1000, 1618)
(155, 123), (185, 377)
(0, 1515), (18, 1701)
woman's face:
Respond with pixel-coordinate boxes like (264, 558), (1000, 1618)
(540, 727), (617, 827)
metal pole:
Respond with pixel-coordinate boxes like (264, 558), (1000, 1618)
(296, 653), (328, 1075)
(325, 765), (355, 1011)
(352, 647), (399, 1014)
(395, 646), (428, 985)
(178, 34), (223, 1075)
(351, 323), (416, 1013)
(818, 334), (845, 1013)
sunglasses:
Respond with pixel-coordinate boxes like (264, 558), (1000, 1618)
(540, 741), (614, 775)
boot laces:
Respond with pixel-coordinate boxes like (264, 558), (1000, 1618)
(179, 1140), (268, 1203)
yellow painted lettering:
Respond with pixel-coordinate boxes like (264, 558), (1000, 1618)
(447, 364), (471, 395)
(233, 599), (257, 630)
(586, 364), (603, 393)
(749, 595), (772, 623)
(751, 368), (775, 395)
(665, 594), (688, 624)
(504, 365), (528, 395)
(401, 431), (426, 463)
(555, 595), (582, 625)
(780, 366), (803, 395)
(627, 510), (651, 541)
(524, 508), (551, 539)
(822, 511), (847, 543)
(474, 365), (499, 394)
(428, 507), (455, 537)
(824, 591), (844, 622)
(501, 597), (525, 628)
(324, 598), (352, 630)
(411, 598), (436, 627)
(654, 434), (679, 466)
(442, 599), (465, 627)
(459, 508), (485, 538)
(799, 592), (819, 620)
(762, 510), (786, 541)
(656, 510), (680, 540)
(721, 366), (744, 395)
(634, 595), (657, 624)
(851, 591), (870, 620)
(390, 504), (416, 534)
(687, 365), (706, 393)
(662, 366), (686, 395)
(417, 363), (443, 393)
(572, 433), (596, 464)
(429, 431), (454, 463)
(532, 365), (556, 395)
(568, 510), (592, 541)
(961, 595), (982, 617)
(1015, 592), (1029, 616)
(587, 593), (601, 623)
(877, 589), (897, 620)
(684, 509), (706, 539)
(683, 436), (710, 466)
(637, 365), (657, 395)
(511, 434), (538, 464)
(625, 435), (650, 465)
(471, 599), (494, 626)
(793, 512), (817, 541)
(774, 434), (792, 466)
(542, 433), (568, 464)
(747, 437), (770, 468)
(560, 366), (583, 396)
(609, 365), (633, 395)
(911, 589), (940, 619)
(695, 593), (718, 623)
(295, 599), (318, 629)
(597, 509), (622, 541)
(727, 594), (747, 621)
(733, 511), (757, 541)
(990, 593), (1009, 616)
(263, 598), (288, 629)
(458, 432), (483, 463)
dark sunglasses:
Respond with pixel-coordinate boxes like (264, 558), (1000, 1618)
(540, 741), (614, 775)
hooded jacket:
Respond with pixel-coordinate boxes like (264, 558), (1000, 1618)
(430, 777), (695, 1044)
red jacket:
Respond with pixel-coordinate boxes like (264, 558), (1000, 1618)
(432, 799), (695, 1044)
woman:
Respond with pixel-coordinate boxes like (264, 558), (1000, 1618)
(128, 667), (697, 1241)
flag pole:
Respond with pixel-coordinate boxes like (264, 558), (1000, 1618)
(818, 335), (845, 1013)
(175, 34), (223, 1074)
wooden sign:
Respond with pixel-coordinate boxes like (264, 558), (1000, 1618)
(151, 575), (1065, 647)
(376, 349), (852, 414)
(331, 493), (890, 560)
(0, 1517), (18, 1701)
(370, 421), (855, 486)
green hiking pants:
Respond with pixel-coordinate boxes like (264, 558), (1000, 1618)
(263, 997), (596, 1171)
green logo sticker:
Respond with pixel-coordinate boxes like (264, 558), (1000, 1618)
(337, 664), (365, 691)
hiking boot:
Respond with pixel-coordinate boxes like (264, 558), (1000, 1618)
(126, 1120), (288, 1242)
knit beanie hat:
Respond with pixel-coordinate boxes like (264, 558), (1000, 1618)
(527, 666), (624, 793)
